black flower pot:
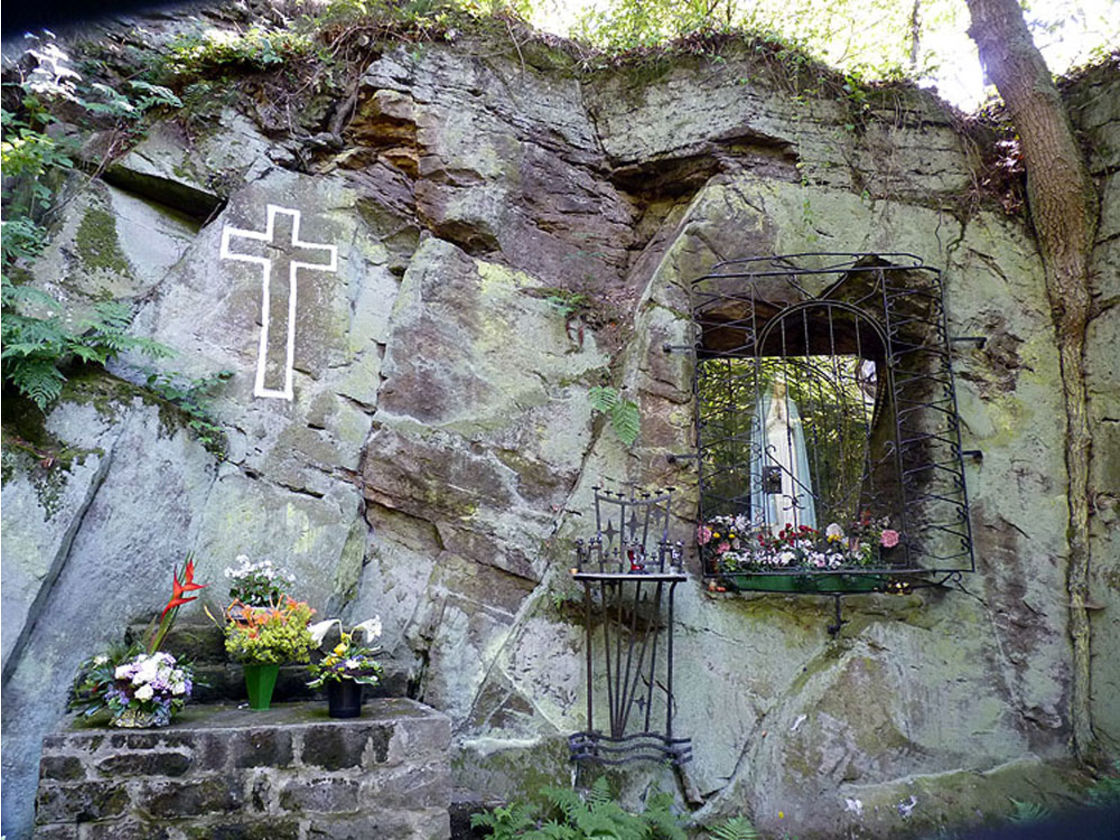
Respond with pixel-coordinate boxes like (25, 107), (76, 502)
(326, 679), (363, 718)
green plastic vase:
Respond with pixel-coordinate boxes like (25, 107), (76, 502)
(243, 663), (280, 710)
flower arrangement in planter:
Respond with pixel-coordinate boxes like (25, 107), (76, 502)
(307, 618), (383, 718)
(699, 511), (900, 574)
(223, 597), (316, 665)
(221, 593), (315, 710)
(70, 558), (205, 728)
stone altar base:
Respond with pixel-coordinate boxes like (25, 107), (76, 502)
(33, 698), (451, 840)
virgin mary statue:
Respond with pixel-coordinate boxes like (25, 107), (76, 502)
(750, 379), (817, 533)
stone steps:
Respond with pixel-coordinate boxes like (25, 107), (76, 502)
(34, 698), (451, 840)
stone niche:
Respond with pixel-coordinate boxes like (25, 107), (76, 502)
(33, 699), (451, 840)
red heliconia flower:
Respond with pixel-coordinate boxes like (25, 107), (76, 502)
(179, 557), (205, 593)
(160, 559), (208, 619)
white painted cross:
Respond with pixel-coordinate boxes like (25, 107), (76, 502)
(220, 205), (338, 400)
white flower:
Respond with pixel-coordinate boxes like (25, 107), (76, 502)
(778, 551), (795, 566)
(93, 655), (109, 666)
(135, 684), (154, 702)
(171, 681), (186, 696)
(114, 664), (131, 680)
(344, 658), (361, 670)
(352, 617), (382, 642)
(309, 619), (341, 647)
(134, 657), (159, 685)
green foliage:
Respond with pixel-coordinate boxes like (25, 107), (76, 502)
(1, 103), (73, 263)
(81, 80), (182, 120)
(1, 280), (173, 410)
(570, 0), (961, 84)
(164, 26), (316, 76)
(306, 0), (531, 29)
(471, 777), (685, 840)
(471, 801), (539, 839)
(144, 369), (233, 457)
(1008, 798), (1051, 824)
(1, 36), (183, 413)
(546, 291), (591, 320)
(1086, 761), (1120, 807)
(705, 817), (760, 840)
(589, 385), (640, 447)
(224, 599), (316, 665)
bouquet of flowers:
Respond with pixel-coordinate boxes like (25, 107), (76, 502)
(223, 596), (315, 665)
(70, 557), (205, 727)
(306, 618), (383, 689)
(224, 555), (296, 606)
(699, 511), (900, 574)
(72, 651), (193, 727)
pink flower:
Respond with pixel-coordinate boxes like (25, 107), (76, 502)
(716, 541), (730, 555)
(697, 525), (713, 546)
(880, 529), (900, 548)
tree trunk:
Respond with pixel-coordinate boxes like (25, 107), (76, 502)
(965, 0), (1100, 763)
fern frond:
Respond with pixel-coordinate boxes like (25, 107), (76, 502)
(1008, 798), (1051, 824)
(2, 313), (68, 354)
(543, 785), (586, 823)
(708, 816), (760, 840)
(0, 279), (56, 310)
(643, 793), (687, 840)
(588, 777), (613, 807)
(588, 385), (619, 413)
(470, 801), (538, 839)
(5, 356), (65, 409)
(525, 819), (575, 840)
(610, 399), (640, 446)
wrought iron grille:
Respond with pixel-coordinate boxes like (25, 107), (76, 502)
(691, 253), (974, 594)
(569, 486), (691, 766)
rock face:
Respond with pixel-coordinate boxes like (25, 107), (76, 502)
(2, 11), (1118, 840)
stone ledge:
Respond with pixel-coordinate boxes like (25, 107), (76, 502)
(34, 699), (451, 840)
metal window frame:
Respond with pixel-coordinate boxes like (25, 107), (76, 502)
(690, 253), (975, 594)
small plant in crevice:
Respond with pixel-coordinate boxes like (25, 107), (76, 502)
(471, 776), (685, 840)
(546, 290), (591, 348)
(143, 368), (234, 458)
(589, 384), (640, 448)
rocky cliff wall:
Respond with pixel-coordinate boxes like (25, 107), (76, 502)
(2, 10), (1117, 839)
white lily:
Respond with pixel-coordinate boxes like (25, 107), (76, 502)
(352, 616), (382, 643)
(309, 619), (341, 647)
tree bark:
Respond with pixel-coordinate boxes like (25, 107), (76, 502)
(965, 0), (1100, 763)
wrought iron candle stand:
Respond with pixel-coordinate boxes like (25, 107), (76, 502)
(568, 485), (692, 766)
